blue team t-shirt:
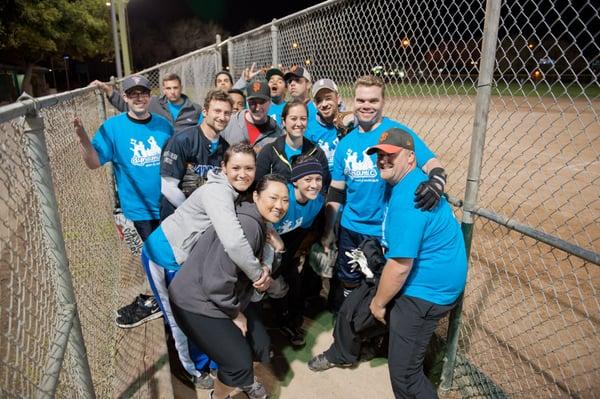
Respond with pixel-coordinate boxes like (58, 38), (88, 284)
(274, 184), (325, 235)
(331, 117), (435, 237)
(382, 168), (467, 305)
(268, 101), (286, 125)
(197, 112), (204, 124)
(305, 118), (338, 173)
(307, 101), (317, 121)
(167, 101), (183, 121)
(284, 143), (302, 161)
(92, 113), (173, 221)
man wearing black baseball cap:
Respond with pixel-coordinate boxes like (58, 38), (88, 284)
(221, 79), (283, 151)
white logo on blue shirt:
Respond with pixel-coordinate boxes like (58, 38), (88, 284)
(319, 138), (338, 168)
(130, 136), (162, 166)
(344, 149), (377, 180)
(278, 217), (304, 234)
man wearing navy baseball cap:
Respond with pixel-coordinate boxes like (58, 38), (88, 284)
(311, 128), (466, 399)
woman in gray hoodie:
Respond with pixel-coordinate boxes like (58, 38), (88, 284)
(138, 143), (274, 389)
(169, 174), (290, 399)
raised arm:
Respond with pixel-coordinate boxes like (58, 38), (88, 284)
(201, 185), (264, 282)
(73, 117), (100, 169)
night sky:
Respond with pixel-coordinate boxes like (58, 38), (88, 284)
(127, 0), (324, 37)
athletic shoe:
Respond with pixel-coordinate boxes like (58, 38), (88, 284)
(308, 353), (352, 372)
(280, 325), (305, 347)
(243, 379), (268, 399)
(115, 296), (162, 328)
(115, 293), (152, 317)
(193, 371), (214, 390)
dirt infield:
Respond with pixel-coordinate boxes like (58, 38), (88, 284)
(1, 93), (597, 398)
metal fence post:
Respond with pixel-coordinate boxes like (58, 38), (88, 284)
(271, 20), (279, 67)
(215, 34), (223, 72)
(438, 0), (502, 393)
(21, 101), (96, 399)
(95, 91), (107, 121)
(227, 39), (235, 77)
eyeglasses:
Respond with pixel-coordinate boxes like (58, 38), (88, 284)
(127, 91), (150, 99)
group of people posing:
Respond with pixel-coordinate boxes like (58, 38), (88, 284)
(76, 65), (468, 399)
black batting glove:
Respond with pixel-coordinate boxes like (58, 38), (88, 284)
(414, 167), (446, 211)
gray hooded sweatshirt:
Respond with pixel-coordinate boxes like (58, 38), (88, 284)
(168, 202), (265, 319)
(160, 169), (262, 281)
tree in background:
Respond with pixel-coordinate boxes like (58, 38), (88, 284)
(0, 0), (112, 94)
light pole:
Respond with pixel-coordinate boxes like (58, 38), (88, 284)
(116, 0), (132, 75)
(108, 1), (123, 77)
(63, 54), (70, 90)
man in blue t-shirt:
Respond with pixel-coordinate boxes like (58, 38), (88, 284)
(283, 66), (318, 120)
(305, 78), (353, 173)
(366, 128), (467, 398)
(74, 75), (173, 327)
(266, 67), (287, 125)
(322, 75), (448, 311)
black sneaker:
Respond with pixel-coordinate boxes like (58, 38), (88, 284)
(116, 296), (162, 328)
(115, 293), (152, 317)
(192, 371), (214, 390)
(280, 325), (305, 347)
(308, 353), (352, 372)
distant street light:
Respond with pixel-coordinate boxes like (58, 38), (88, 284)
(401, 38), (411, 48)
(305, 59), (312, 66)
(63, 54), (70, 90)
(292, 42), (299, 49)
(528, 42), (535, 49)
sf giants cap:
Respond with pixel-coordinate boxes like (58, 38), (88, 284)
(246, 79), (271, 101)
(366, 128), (415, 155)
(283, 65), (312, 82)
(122, 75), (151, 93)
(311, 78), (339, 99)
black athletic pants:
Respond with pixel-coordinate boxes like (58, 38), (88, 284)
(388, 295), (456, 399)
(170, 301), (270, 388)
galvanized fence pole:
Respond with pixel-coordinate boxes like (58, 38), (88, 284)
(438, 0), (502, 393)
(227, 39), (235, 77)
(271, 20), (279, 67)
(215, 34), (223, 72)
(21, 100), (96, 399)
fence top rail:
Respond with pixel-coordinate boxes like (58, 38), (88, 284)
(125, 42), (220, 82)
(224, 0), (339, 43)
(0, 86), (98, 124)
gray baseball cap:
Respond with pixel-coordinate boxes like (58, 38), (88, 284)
(122, 75), (151, 92)
(311, 78), (339, 99)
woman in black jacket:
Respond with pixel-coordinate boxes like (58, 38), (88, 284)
(255, 99), (331, 188)
(169, 174), (290, 399)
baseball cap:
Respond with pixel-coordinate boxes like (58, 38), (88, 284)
(366, 128), (415, 155)
(246, 79), (271, 101)
(122, 75), (151, 93)
(266, 67), (284, 81)
(283, 65), (312, 82)
(311, 78), (339, 99)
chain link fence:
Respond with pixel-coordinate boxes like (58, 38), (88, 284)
(0, 89), (171, 398)
(226, 0), (599, 397)
(1, 0), (598, 397)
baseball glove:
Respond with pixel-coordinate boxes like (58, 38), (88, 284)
(180, 165), (205, 197)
